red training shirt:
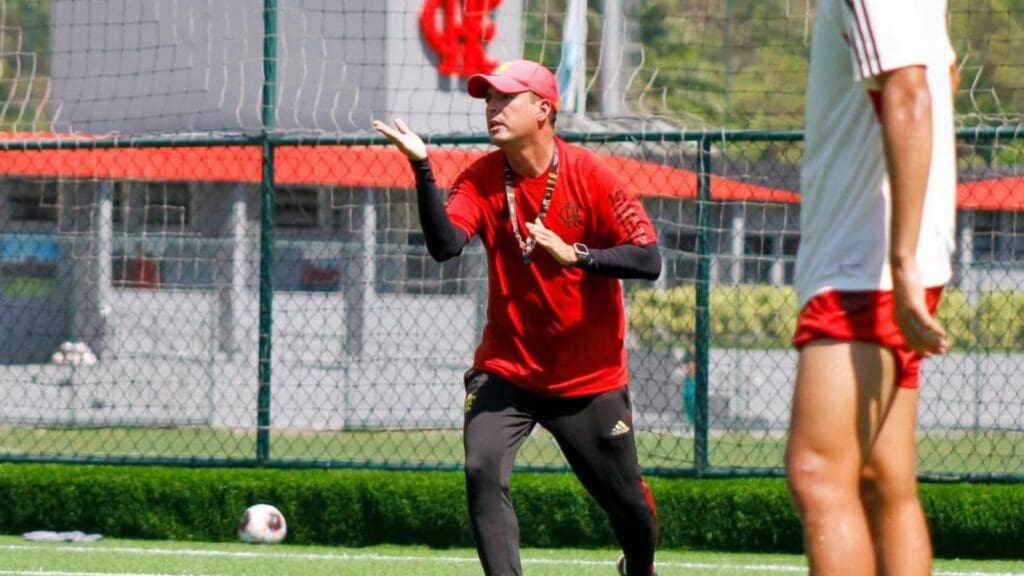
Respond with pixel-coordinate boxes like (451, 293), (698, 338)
(446, 138), (657, 397)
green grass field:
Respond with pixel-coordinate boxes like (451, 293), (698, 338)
(2, 426), (1022, 477)
(1, 535), (1022, 576)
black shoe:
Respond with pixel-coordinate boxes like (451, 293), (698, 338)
(616, 555), (656, 576)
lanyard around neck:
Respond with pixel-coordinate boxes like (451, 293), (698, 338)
(503, 146), (560, 265)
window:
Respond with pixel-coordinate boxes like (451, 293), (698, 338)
(741, 233), (797, 285)
(743, 234), (773, 284)
(972, 210), (1024, 264)
(7, 180), (58, 223)
(661, 230), (699, 286)
(782, 235), (800, 284)
(275, 187), (320, 229)
(329, 188), (363, 242)
(143, 183), (191, 228)
(109, 181), (191, 232)
(111, 245), (162, 289)
(972, 210), (998, 262)
(112, 183), (127, 226)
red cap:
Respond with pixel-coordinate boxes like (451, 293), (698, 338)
(467, 60), (561, 111)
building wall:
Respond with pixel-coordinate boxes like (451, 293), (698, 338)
(48, 0), (523, 135)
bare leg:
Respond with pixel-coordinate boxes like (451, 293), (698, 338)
(786, 340), (896, 576)
(861, 387), (932, 576)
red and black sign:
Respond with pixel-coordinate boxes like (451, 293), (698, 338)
(420, 0), (503, 77)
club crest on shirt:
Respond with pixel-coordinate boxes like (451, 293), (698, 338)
(559, 203), (584, 228)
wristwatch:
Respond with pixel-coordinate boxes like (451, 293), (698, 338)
(573, 242), (594, 268)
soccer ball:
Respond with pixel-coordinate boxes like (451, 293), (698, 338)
(238, 503), (287, 544)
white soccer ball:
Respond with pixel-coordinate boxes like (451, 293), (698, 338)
(238, 503), (287, 544)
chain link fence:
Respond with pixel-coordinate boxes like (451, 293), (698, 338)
(1, 129), (1021, 479)
(1, 0), (1022, 478)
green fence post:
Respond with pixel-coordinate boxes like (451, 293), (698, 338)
(694, 134), (713, 475)
(256, 0), (278, 466)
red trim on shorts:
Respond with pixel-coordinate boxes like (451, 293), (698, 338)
(792, 287), (944, 389)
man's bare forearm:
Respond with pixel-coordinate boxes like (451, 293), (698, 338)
(879, 66), (933, 268)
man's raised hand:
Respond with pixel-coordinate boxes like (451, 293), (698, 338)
(372, 118), (428, 161)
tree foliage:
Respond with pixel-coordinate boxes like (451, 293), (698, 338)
(525, 0), (1024, 131)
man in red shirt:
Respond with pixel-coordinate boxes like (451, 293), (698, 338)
(374, 59), (660, 576)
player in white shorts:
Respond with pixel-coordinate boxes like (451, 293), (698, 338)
(786, 1), (959, 574)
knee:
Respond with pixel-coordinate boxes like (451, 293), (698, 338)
(860, 461), (919, 509)
(785, 449), (850, 514)
(464, 452), (505, 490)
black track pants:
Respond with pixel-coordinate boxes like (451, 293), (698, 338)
(462, 370), (658, 576)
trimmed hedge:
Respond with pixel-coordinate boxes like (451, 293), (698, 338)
(1, 464), (1022, 559)
(629, 286), (1024, 350)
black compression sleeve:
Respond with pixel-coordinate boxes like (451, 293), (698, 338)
(578, 243), (662, 280)
(411, 157), (469, 262)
